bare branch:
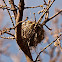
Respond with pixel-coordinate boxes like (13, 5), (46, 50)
(43, 0), (47, 5)
(15, 0), (33, 61)
(0, 5), (11, 10)
(44, 24), (52, 30)
(0, 36), (15, 39)
(42, 9), (62, 25)
(37, 0), (55, 24)
(9, 0), (17, 19)
(25, 5), (43, 9)
(0, 5), (18, 11)
(5, 32), (15, 37)
(2, 0), (15, 27)
(0, 27), (14, 35)
(35, 33), (62, 62)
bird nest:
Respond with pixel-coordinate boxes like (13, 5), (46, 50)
(21, 21), (45, 47)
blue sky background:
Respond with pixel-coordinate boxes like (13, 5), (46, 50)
(0, 0), (62, 62)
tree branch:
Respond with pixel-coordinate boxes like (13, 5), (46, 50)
(24, 5), (43, 9)
(37, 0), (55, 24)
(9, 0), (17, 19)
(0, 36), (15, 39)
(0, 27), (14, 35)
(2, 0), (15, 27)
(35, 33), (62, 62)
(15, 0), (33, 61)
(42, 9), (62, 25)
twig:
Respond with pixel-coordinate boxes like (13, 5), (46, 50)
(9, 0), (17, 19)
(43, 0), (47, 5)
(35, 33), (62, 62)
(0, 5), (11, 10)
(44, 0), (52, 30)
(42, 9), (62, 25)
(44, 0), (50, 19)
(25, 5), (43, 9)
(55, 8), (62, 15)
(0, 27), (15, 35)
(33, 13), (36, 23)
(2, 0), (15, 27)
(0, 36), (15, 39)
(38, 9), (44, 14)
(37, 0), (55, 24)
(0, 30), (15, 37)
(0, 18), (28, 36)
(15, 19), (28, 28)
(5, 32), (15, 37)
(0, 5), (18, 11)
(44, 24), (52, 30)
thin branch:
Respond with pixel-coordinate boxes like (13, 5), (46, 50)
(0, 5), (11, 10)
(38, 9), (44, 14)
(0, 5), (18, 11)
(15, 17), (28, 28)
(42, 9), (62, 25)
(43, 0), (47, 5)
(44, 1), (52, 30)
(9, 0), (17, 19)
(24, 5), (43, 9)
(35, 33), (62, 62)
(44, 24), (52, 30)
(0, 18), (28, 36)
(0, 36), (15, 39)
(33, 13), (36, 23)
(55, 8), (62, 15)
(37, 0), (55, 24)
(0, 27), (14, 35)
(2, 0), (15, 27)
(5, 32), (15, 37)
(0, 30), (15, 37)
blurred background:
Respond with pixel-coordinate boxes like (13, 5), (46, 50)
(0, 0), (62, 62)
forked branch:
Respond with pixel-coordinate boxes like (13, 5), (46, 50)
(42, 9), (62, 25)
